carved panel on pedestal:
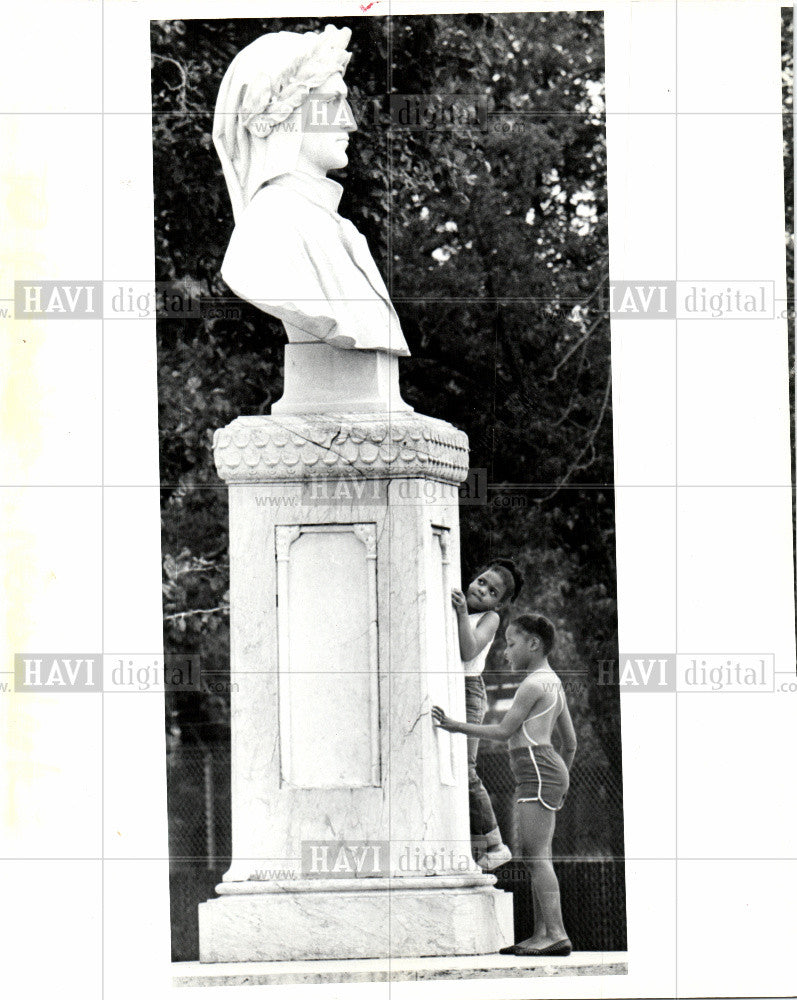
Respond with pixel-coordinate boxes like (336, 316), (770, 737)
(275, 523), (380, 788)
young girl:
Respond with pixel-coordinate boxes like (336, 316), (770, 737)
(452, 559), (523, 870)
(433, 613), (577, 957)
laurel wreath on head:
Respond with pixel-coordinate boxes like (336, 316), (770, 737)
(239, 25), (352, 140)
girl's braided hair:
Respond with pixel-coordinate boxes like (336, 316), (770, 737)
(486, 558), (524, 604)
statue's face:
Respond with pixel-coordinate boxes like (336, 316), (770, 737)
(297, 71), (357, 176)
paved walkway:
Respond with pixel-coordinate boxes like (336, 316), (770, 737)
(174, 951), (628, 986)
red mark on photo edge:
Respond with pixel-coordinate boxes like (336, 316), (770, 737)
(360, 1), (379, 11)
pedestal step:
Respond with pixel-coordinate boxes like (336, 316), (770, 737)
(199, 883), (513, 962)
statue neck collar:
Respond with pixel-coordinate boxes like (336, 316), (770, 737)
(268, 170), (344, 215)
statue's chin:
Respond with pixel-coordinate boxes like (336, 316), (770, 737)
(299, 141), (350, 176)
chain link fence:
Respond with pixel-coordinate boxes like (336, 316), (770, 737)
(168, 739), (231, 961)
(168, 716), (625, 960)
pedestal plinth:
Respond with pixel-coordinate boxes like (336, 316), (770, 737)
(200, 876), (512, 962)
(201, 406), (513, 961)
(273, 342), (411, 414)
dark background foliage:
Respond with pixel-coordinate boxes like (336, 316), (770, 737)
(782, 7), (795, 603)
(152, 13), (621, 773)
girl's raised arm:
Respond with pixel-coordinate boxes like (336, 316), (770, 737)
(452, 591), (499, 661)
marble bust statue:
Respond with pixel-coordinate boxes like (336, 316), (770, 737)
(212, 25), (410, 362)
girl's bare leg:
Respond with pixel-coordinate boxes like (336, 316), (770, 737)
(531, 877), (548, 943)
(515, 801), (568, 948)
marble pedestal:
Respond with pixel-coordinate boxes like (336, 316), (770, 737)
(201, 368), (512, 962)
(200, 876), (513, 962)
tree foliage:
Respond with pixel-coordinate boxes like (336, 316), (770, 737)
(782, 9), (795, 588)
(152, 13), (620, 769)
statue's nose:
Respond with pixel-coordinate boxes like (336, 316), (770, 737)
(342, 99), (358, 133)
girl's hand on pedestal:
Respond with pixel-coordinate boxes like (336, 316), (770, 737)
(432, 705), (456, 731)
(451, 588), (468, 616)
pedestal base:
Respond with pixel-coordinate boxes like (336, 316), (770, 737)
(199, 881), (513, 962)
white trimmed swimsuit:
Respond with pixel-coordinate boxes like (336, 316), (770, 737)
(509, 684), (570, 811)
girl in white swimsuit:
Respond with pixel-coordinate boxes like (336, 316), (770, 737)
(433, 613), (577, 957)
(508, 674), (570, 811)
